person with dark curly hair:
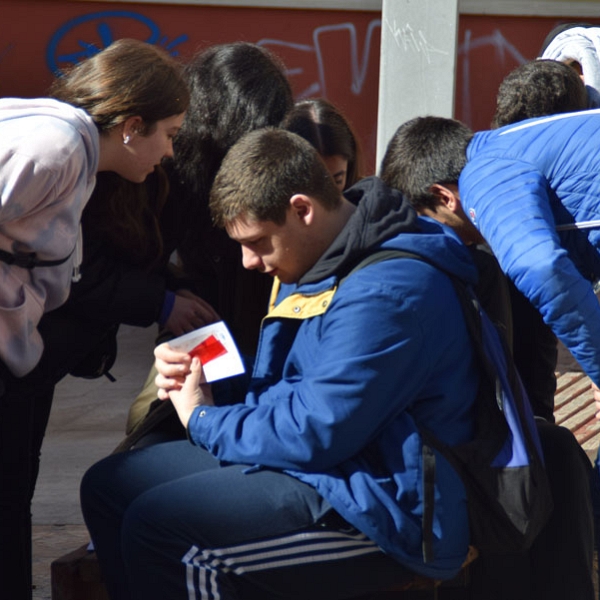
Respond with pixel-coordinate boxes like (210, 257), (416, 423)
(163, 43), (293, 356)
(492, 58), (587, 128)
(124, 42), (294, 445)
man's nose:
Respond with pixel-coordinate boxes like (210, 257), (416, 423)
(242, 246), (262, 271)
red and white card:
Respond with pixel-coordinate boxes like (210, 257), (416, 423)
(169, 321), (245, 382)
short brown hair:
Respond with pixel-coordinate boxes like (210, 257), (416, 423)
(210, 128), (341, 227)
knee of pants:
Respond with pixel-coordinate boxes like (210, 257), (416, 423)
(120, 492), (194, 568)
(80, 455), (127, 524)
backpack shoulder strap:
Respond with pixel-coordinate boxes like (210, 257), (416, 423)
(341, 249), (426, 284)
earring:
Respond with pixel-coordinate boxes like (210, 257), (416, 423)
(123, 135), (130, 145)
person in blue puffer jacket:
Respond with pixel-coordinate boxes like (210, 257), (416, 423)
(80, 127), (480, 600)
(459, 109), (600, 390)
(380, 112), (595, 600)
(432, 109), (600, 600)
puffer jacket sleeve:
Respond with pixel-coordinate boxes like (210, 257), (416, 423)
(460, 156), (600, 386)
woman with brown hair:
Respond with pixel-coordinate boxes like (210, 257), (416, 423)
(0, 37), (190, 600)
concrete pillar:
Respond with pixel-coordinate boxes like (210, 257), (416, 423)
(375, 0), (459, 171)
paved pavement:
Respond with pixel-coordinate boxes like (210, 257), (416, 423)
(32, 324), (158, 600)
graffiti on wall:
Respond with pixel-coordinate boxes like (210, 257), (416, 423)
(30, 6), (382, 168)
(41, 8), (528, 124)
(384, 17), (449, 65)
(1, 3), (598, 168)
(257, 19), (381, 98)
(46, 11), (188, 75)
(42, 9), (381, 106)
(457, 28), (528, 125)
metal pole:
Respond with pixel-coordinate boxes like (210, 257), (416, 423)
(375, 0), (459, 171)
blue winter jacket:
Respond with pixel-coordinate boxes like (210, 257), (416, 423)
(460, 109), (600, 386)
(187, 177), (479, 578)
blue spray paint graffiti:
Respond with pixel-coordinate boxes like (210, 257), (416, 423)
(46, 11), (188, 76)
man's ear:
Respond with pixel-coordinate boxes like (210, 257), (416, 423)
(565, 58), (584, 78)
(429, 183), (461, 213)
(289, 194), (315, 226)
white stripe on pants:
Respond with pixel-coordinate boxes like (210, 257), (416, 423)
(181, 528), (382, 600)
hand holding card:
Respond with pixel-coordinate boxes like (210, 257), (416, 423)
(168, 321), (245, 382)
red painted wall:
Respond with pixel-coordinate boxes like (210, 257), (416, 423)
(0, 1), (598, 173)
(456, 15), (600, 131)
(0, 1), (381, 170)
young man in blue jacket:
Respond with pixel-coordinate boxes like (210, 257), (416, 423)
(80, 127), (479, 600)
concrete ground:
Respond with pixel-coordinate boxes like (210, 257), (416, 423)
(31, 324), (158, 600)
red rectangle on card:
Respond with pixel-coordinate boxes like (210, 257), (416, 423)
(189, 335), (227, 364)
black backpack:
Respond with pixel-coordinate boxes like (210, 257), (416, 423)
(346, 250), (553, 558)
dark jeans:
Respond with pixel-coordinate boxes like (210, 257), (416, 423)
(0, 311), (114, 600)
(0, 364), (55, 600)
(80, 441), (415, 600)
(470, 421), (595, 600)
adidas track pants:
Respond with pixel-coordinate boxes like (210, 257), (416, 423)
(81, 440), (413, 600)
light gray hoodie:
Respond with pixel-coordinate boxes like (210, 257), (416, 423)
(0, 98), (99, 376)
(540, 26), (600, 108)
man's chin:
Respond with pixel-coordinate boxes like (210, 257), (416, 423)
(263, 269), (298, 285)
